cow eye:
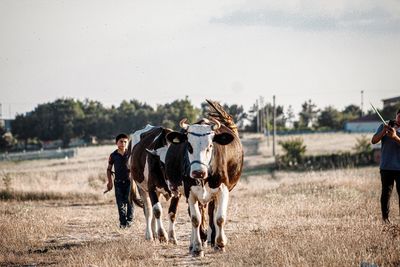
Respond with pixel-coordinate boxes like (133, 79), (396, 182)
(188, 143), (193, 154)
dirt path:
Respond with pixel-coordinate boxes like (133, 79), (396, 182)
(41, 199), (229, 266)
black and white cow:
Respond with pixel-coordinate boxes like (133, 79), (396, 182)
(165, 116), (243, 256)
(129, 124), (180, 244)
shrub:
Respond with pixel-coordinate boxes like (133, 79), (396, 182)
(353, 135), (372, 153)
(278, 138), (307, 165)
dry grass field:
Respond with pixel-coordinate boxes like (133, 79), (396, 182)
(1, 133), (399, 266)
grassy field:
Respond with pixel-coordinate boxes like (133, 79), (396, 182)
(1, 133), (399, 266)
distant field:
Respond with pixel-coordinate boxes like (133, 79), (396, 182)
(1, 133), (398, 266)
(243, 132), (371, 156)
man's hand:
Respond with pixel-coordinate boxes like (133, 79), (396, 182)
(107, 181), (113, 191)
(385, 125), (396, 138)
(104, 181), (113, 193)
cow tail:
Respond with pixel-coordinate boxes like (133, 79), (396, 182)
(129, 180), (144, 208)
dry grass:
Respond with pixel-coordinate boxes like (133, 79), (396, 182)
(0, 137), (399, 266)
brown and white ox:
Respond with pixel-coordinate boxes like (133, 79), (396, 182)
(165, 118), (243, 256)
(129, 124), (180, 244)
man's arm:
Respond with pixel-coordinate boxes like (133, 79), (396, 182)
(371, 125), (387, 144)
(106, 163), (113, 191)
(386, 127), (400, 145)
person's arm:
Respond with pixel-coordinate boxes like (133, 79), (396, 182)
(386, 126), (400, 145)
(106, 159), (113, 191)
(371, 125), (387, 144)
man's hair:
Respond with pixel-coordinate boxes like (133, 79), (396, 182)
(115, 133), (129, 143)
(397, 109), (400, 115)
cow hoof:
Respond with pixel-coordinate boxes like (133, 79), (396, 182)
(169, 238), (178, 245)
(214, 245), (225, 252)
(191, 250), (204, 257)
(159, 235), (168, 243)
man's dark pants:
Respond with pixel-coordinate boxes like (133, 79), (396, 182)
(380, 169), (400, 220)
(114, 179), (133, 226)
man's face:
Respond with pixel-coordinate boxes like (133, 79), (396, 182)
(117, 138), (129, 151)
(396, 113), (400, 125)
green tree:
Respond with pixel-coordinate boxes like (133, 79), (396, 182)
(11, 113), (37, 149)
(317, 106), (341, 130)
(299, 99), (319, 129)
(113, 99), (155, 134)
(0, 126), (16, 152)
(155, 97), (200, 129)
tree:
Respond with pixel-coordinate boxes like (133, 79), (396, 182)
(299, 99), (319, 129)
(77, 99), (115, 140)
(0, 126), (16, 152)
(114, 99), (154, 134)
(11, 113), (37, 148)
(317, 106), (341, 130)
(286, 105), (295, 129)
(155, 97), (200, 129)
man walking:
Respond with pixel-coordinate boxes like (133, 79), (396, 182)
(371, 109), (400, 223)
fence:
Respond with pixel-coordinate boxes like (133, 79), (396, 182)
(0, 148), (77, 161)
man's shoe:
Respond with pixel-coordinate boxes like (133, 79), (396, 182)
(126, 221), (133, 228)
(120, 224), (127, 229)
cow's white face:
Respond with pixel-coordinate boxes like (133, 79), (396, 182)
(186, 124), (215, 179)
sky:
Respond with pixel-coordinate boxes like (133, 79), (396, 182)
(1, 0), (400, 119)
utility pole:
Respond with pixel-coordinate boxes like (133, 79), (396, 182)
(256, 99), (259, 133)
(272, 95), (276, 157)
(259, 96), (264, 133)
(265, 102), (270, 146)
(360, 90), (364, 117)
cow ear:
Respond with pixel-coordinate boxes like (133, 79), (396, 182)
(166, 132), (187, 144)
(213, 133), (234, 145)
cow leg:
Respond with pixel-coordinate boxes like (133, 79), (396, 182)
(208, 200), (216, 247)
(188, 193), (204, 257)
(214, 184), (229, 252)
(168, 196), (180, 245)
(199, 203), (208, 247)
(139, 188), (154, 241)
(149, 191), (168, 243)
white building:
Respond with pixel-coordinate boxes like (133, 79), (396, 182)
(344, 114), (381, 133)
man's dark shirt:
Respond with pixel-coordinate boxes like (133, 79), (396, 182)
(108, 150), (130, 181)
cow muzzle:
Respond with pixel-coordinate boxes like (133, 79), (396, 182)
(191, 170), (207, 179)
(190, 161), (209, 179)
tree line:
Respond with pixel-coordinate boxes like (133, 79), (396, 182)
(1, 97), (398, 151)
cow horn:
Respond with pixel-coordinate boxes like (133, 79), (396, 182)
(179, 118), (189, 130)
(210, 118), (221, 131)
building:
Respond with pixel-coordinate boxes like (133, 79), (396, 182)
(382, 96), (400, 108)
(345, 95), (399, 133)
(344, 114), (381, 133)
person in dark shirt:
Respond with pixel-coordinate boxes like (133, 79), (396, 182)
(371, 109), (400, 224)
(107, 133), (133, 228)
